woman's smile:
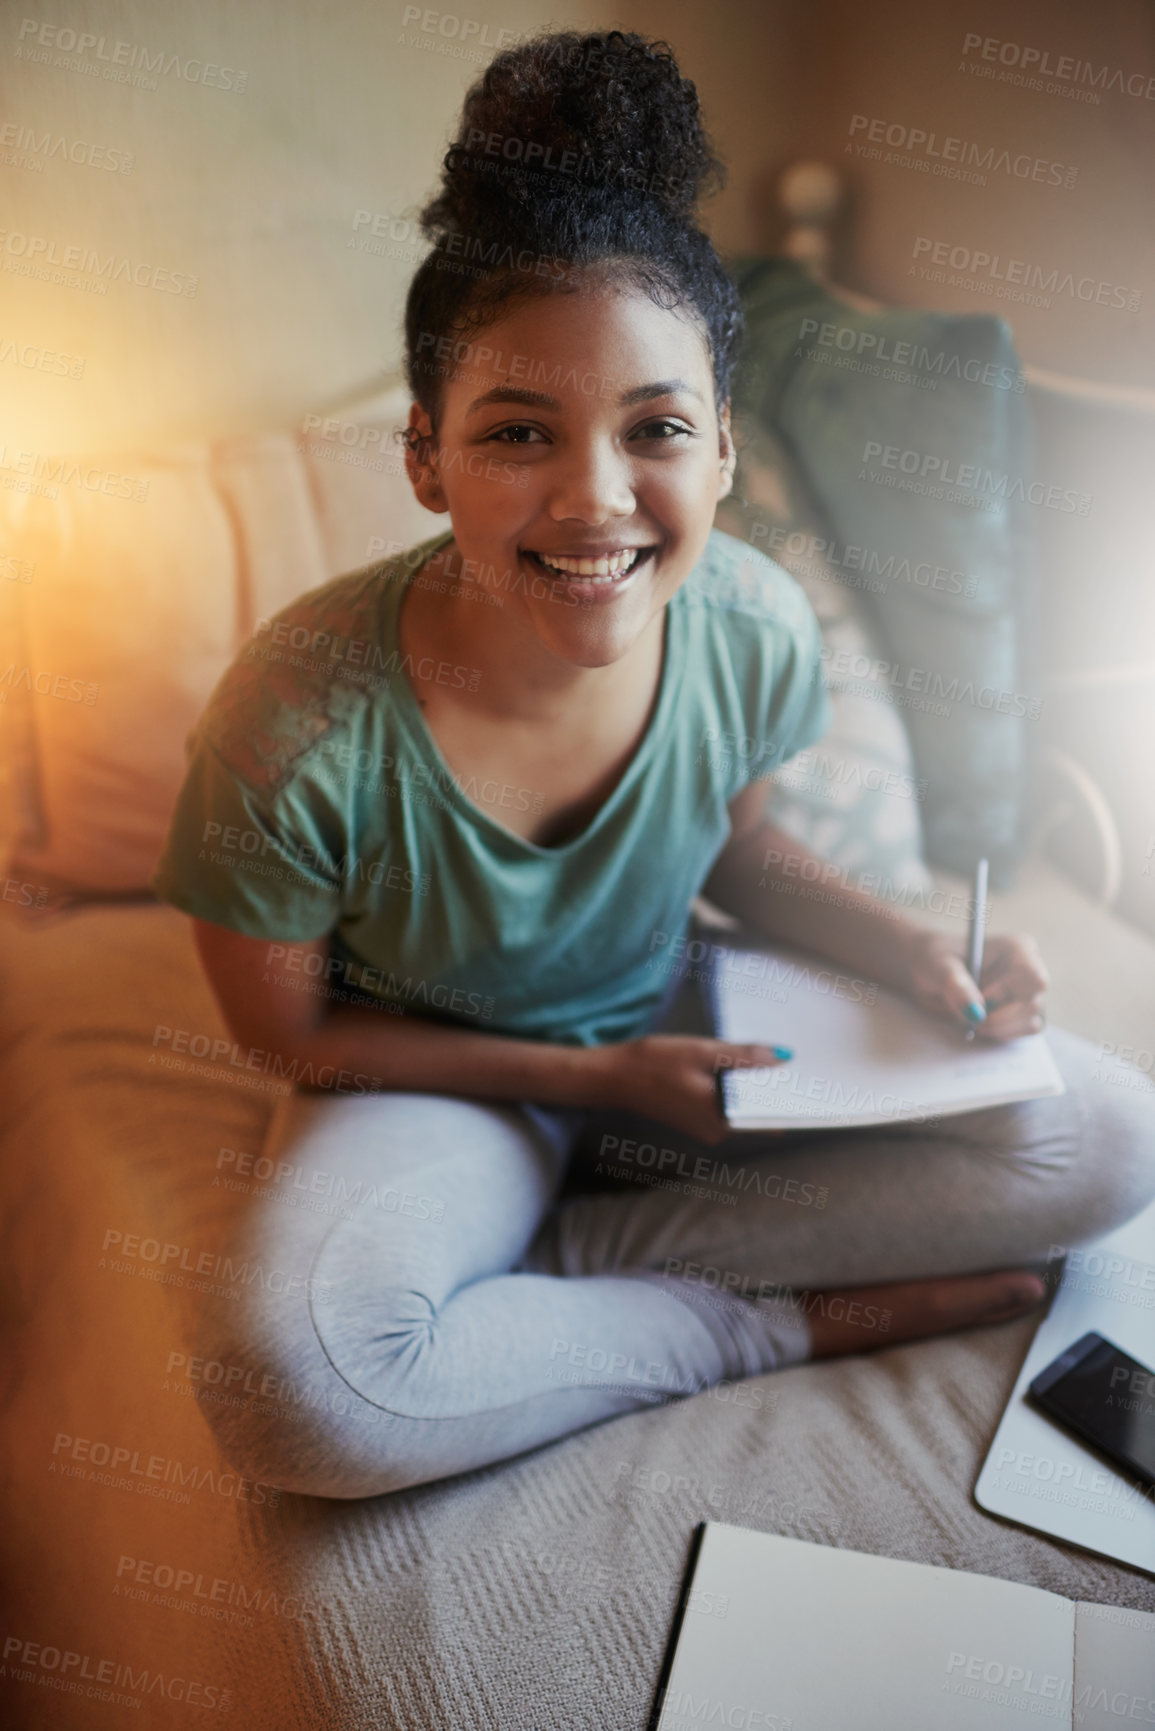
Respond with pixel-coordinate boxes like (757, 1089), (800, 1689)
(521, 543), (659, 601)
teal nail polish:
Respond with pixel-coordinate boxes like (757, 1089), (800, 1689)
(964, 1001), (986, 1022)
(773, 1045), (793, 1061)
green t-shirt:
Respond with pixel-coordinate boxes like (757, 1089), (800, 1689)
(152, 527), (832, 1047)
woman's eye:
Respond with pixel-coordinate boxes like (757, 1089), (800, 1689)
(483, 419), (690, 446)
(635, 419), (691, 441)
(486, 424), (545, 445)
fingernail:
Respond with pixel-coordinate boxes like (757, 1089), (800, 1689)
(773, 1046), (793, 1061)
(964, 1001), (986, 1023)
(985, 1277), (1044, 1315)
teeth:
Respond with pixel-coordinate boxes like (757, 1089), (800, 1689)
(533, 548), (643, 580)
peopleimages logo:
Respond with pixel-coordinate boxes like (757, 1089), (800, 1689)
(51, 1428), (281, 1507)
(911, 238), (1141, 313)
(114, 1551), (320, 1623)
(0, 336), (85, 378)
(960, 33), (1155, 101)
(0, 120), (134, 171)
(0, 445), (148, 502)
(797, 316), (1025, 392)
(2, 1633), (233, 1712)
(859, 440), (1091, 516)
(397, 6), (518, 55)
(14, 17), (248, 92)
(660, 1691), (790, 1728)
(150, 1021), (390, 1092)
(0, 227), (197, 294)
(846, 114), (1077, 187)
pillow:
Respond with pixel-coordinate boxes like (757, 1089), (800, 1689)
(728, 256), (1040, 887)
(0, 388), (441, 895)
(715, 417), (932, 902)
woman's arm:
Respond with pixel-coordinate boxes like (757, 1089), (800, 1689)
(191, 920), (789, 1138)
(701, 782), (1048, 1039)
(701, 783), (924, 990)
(193, 920), (601, 1107)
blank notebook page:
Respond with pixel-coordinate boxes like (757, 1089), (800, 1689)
(708, 941), (1064, 1130)
(656, 1524), (1074, 1731)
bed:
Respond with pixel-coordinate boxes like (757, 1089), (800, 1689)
(3, 177), (1155, 1728)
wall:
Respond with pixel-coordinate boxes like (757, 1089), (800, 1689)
(0, 0), (803, 454)
(780, 0), (1155, 384)
(3, 0), (1150, 431)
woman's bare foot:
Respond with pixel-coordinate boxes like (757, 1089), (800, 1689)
(803, 1269), (1048, 1359)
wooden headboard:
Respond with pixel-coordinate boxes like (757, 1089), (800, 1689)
(776, 161), (1155, 422)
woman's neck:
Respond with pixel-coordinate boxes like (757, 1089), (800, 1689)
(401, 537), (666, 728)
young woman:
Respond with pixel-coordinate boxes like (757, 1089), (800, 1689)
(154, 30), (1155, 1498)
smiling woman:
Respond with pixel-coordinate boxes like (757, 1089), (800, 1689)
(147, 27), (1155, 1499)
(398, 287), (734, 811)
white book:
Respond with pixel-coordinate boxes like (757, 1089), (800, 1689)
(652, 1523), (1155, 1731)
(974, 1196), (1155, 1573)
(706, 940), (1064, 1131)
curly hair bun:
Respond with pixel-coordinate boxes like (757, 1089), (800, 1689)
(420, 29), (724, 243)
(404, 29), (743, 422)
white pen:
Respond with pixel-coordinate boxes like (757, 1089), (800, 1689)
(964, 857), (989, 1043)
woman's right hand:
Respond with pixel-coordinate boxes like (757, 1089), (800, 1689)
(592, 1034), (792, 1146)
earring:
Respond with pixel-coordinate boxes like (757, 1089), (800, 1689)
(403, 425), (441, 457)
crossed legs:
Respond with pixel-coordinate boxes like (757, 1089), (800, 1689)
(186, 1029), (1155, 1497)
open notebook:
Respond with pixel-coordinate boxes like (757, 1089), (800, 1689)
(652, 1524), (1155, 1731)
(706, 940), (1064, 1130)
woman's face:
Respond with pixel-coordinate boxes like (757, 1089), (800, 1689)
(406, 280), (735, 668)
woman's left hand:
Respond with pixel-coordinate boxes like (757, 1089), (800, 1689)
(900, 928), (1050, 1041)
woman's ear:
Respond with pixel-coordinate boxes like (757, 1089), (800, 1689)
(403, 404), (449, 514)
(716, 401), (737, 504)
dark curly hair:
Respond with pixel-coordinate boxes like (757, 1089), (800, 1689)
(403, 29), (743, 432)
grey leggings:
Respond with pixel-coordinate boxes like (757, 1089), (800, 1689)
(189, 987), (1155, 1499)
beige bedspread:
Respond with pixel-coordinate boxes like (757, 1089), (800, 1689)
(2, 899), (1153, 1731)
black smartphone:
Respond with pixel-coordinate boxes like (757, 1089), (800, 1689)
(1028, 1332), (1155, 1491)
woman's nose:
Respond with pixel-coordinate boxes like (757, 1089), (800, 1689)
(545, 440), (636, 525)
